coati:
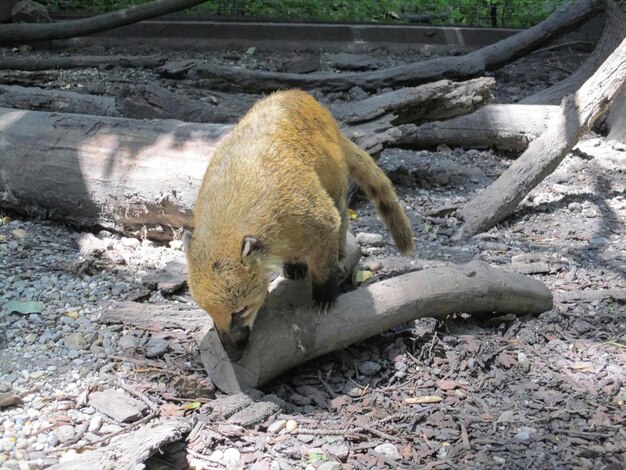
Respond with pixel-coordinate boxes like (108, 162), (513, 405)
(184, 90), (414, 361)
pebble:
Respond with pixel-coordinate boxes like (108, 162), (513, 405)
(267, 419), (287, 434)
(64, 332), (87, 350)
(285, 419), (298, 433)
(222, 447), (241, 466)
(54, 425), (75, 444)
(355, 232), (384, 247)
(374, 443), (400, 460)
(117, 335), (139, 350)
(358, 360), (382, 376)
(318, 462), (343, 470)
(145, 337), (169, 358)
(514, 426), (536, 443)
(517, 352), (531, 372)
(88, 415), (103, 433)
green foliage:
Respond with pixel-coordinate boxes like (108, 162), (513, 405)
(46, 0), (572, 28)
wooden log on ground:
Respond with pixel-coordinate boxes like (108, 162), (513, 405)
(395, 104), (559, 153)
(0, 107), (233, 240)
(164, 0), (603, 93)
(0, 54), (166, 71)
(198, 260), (553, 393)
(457, 36), (626, 238)
(0, 85), (119, 116)
(0, 78), (490, 238)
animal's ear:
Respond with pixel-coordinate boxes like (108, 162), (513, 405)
(182, 230), (193, 253)
(241, 236), (263, 259)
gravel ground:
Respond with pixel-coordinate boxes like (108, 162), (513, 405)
(1, 39), (625, 470)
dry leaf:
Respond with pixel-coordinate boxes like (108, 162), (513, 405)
(160, 403), (185, 417)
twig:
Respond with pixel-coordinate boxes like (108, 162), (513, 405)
(460, 421), (471, 450)
(358, 425), (403, 443)
(53, 422), (89, 450)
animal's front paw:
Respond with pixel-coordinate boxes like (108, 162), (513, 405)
(283, 262), (308, 280)
(312, 271), (339, 312)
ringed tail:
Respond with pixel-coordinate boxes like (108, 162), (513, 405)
(341, 135), (415, 255)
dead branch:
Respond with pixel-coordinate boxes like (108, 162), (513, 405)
(198, 260), (553, 393)
(162, 0), (603, 92)
(457, 36), (626, 238)
(0, 54), (165, 71)
(0, 0), (209, 45)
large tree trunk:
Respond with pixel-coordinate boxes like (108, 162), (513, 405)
(0, 78), (491, 239)
(457, 36), (626, 238)
(161, 0), (603, 93)
(0, 0), (209, 45)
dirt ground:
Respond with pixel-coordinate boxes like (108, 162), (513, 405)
(0, 38), (625, 470)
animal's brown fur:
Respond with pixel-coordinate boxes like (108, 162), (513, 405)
(185, 90), (414, 356)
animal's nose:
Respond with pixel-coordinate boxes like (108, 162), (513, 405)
(217, 325), (250, 362)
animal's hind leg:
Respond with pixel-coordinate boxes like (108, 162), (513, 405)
(335, 196), (350, 279)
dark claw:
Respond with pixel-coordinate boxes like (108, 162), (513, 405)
(312, 270), (339, 311)
(283, 262), (308, 280)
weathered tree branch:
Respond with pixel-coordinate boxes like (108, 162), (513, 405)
(0, 0), (209, 44)
(162, 0), (603, 92)
(0, 54), (166, 71)
(457, 36), (626, 238)
(198, 260), (553, 393)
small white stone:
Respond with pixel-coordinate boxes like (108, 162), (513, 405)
(374, 443), (400, 460)
(285, 419), (298, 433)
(222, 447), (240, 465)
(88, 415), (102, 433)
(267, 419), (287, 434)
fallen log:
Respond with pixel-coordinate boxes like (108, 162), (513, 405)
(164, 0), (603, 93)
(395, 104), (559, 153)
(0, 78), (491, 238)
(457, 36), (626, 238)
(198, 260), (553, 393)
(0, 0), (209, 45)
(0, 84), (119, 116)
(0, 108), (233, 240)
(0, 54), (165, 71)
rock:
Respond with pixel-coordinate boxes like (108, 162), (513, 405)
(285, 419), (298, 433)
(364, 260), (382, 272)
(296, 385), (329, 408)
(573, 319), (591, 334)
(89, 389), (146, 423)
(145, 337), (169, 358)
(324, 442), (349, 461)
(355, 232), (384, 247)
(222, 447), (241, 466)
(358, 360), (382, 376)
(279, 56), (321, 74)
(117, 335), (139, 350)
(374, 443), (400, 460)
(141, 259), (187, 294)
(54, 425), (75, 444)
(249, 462), (271, 470)
(267, 419), (287, 434)
(12, 0), (51, 23)
(514, 426), (536, 443)
(88, 415), (102, 433)
(63, 332), (87, 350)
(318, 462), (342, 470)
(517, 352), (531, 372)
(11, 228), (28, 239)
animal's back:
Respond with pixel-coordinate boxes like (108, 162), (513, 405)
(193, 90), (348, 257)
